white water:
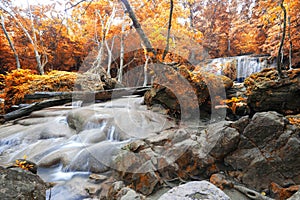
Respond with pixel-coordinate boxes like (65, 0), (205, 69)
(199, 55), (270, 82)
(0, 96), (175, 199)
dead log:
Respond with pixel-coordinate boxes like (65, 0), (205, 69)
(4, 86), (151, 121)
(25, 86), (151, 101)
(4, 99), (71, 121)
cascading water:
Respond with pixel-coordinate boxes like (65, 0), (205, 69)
(235, 56), (268, 82)
(0, 96), (174, 199)
(199, 55), (270, 82)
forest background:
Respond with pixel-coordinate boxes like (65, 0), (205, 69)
(0, 0), (300, 82)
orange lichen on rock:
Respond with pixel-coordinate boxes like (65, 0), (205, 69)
(270, 182), (300, 200)
(210, 173), (233, 190)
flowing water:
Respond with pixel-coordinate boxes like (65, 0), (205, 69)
(0, 96), (175, 199)
(198, 55), (271, 82)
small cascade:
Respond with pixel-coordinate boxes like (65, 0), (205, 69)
(0, 96), (175, 199)
(0, 135), (21, 154)
(235, 56), (268, 82)
(71, 100), (83, 108)
(38, 163), (90, 182)
(199, 55), (269, 82)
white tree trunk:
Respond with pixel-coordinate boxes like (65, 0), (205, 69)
(92, 6), (116, 74)
(27, 0), (44, 74)
(118, 14), (125, 83)
(143, 54), (149, 87)
(0, 14), (21, 69)
(105, 36), (115, 78)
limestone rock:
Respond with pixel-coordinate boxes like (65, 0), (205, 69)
(116, 187), (145, 200)
(225, 111), (300, 191)
(288, 190), (300, 200)
(0, 166), (48, 199)
(197, 121), (240, 159)
(144, 65), (233, 119)
(245, 68), (300, 115)
(158, 181), (231, 200)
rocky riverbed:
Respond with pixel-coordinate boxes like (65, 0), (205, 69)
(0, 95), (299, 200)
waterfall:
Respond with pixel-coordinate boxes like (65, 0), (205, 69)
(107, 126), (116, 141)
(236, 56), (268, 82)
(199, 55), (269, 82)
(71, 101), (83, 108)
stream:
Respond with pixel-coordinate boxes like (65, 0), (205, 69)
(0, 55), (272, 199)
(0, 96), (175, 199)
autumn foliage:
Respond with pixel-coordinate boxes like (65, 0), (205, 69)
(1, 0), (299, 76)
(0, 69), (77, 113)
(0, 0), (300, 114)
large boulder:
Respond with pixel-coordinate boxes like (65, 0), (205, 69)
(0, 166), (48, 199)
(245, 68), (300, 115)
(111, 123), (240, 195)
(158, 181), (231, 200)
(144, 65), (233, 120)
(225, 111), (300, 191)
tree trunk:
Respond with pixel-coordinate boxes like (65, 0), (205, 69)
(118, 13), (125, 83)
(27, 0), (44, 75)
(277, 0), (287, 78)
(163, 0), (173, 60)
(92, 6), (116, 74)
(288, 16), (292, 70)
(105, 36), (115, 78)
(120, 0), (156, 55)
(143, 54), (149, 86)
(0, 15), (21, 70)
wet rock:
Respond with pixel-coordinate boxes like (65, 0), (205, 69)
(222, 59), (237, 80)
(0, 166), (48, 199)
(66, 108), (108, 132)
(243, 111), (286, 147)
(158, 181), (231, 200)
(37, 147), (80, 168)
(112, 123), (240, 195)
(89, 174), (108, 183)
(67, 141), (120, 173)
(225, 111), (300, 191)
(67, 102), (174, 139)
(230, 115), (250, 133)
(245, 68), (300, 115)
(105, 181), (145, 200)
(144, 65), (233, 119)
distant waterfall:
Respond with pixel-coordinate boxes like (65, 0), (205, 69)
(236, 56), (268, 82)
(198, 55), (270, 82)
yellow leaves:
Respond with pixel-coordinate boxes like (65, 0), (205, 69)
(220, 97), (247, 114)
(13, 158), (37, 174)
(1, 69), (77, 112)
(287, 116), (300, 127)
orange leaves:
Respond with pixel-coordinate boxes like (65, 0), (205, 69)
(220, 97), (247, 114)
(0, 69), (77, 112)
(287, 116), (300, 127)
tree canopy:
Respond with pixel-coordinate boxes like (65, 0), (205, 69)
(0, 0), (299, 74)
